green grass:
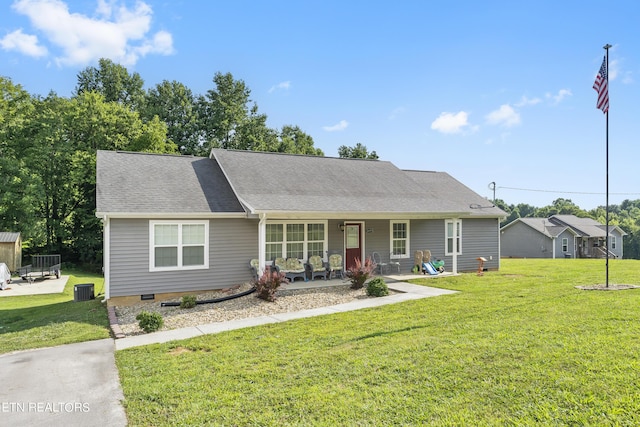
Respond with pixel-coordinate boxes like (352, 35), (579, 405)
(0, 271), (111, 353)
(115, 259), (640, 426)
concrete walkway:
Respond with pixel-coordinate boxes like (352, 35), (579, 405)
(115, 280), (458, 350)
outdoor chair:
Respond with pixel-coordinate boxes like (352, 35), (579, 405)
(328, 254), (344, 279)
(306, 255), (328, 280)
(249, 259), (260, 281)
(274, 257), (307, 282)
(371, 252), (388, 274)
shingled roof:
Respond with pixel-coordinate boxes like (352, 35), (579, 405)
(97, 149), (506, 218)
(212, 149), (505, 217)
(96, 150), (245, 216)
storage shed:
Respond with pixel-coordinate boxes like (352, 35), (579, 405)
(0, 232), (22, 273)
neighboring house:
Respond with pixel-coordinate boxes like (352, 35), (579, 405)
(500, 214), (626, 259)
(96, 149), (506, 304)
(0, 232), (22, 273)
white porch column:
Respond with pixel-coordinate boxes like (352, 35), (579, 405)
(452, 218), (459, 275)
(258, 213), (267, 274)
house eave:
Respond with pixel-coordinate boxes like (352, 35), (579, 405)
(252, 210), (504, 220)
(95, 211), (247, 220)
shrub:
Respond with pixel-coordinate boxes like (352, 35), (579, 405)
(346, 257), (376, 289)
(136, 311), (164, 333)
(180, 294), (197, 309)
(366, 277), (389, 297)
(252, 267), (287, 302)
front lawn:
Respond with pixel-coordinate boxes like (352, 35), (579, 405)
(0, 271), (111, 354)
(116, 259), (640, 426)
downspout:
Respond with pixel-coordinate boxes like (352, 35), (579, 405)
(102, 215), (110, 301)
(552, 237), (556, 259)
(258, 213), (267, 274)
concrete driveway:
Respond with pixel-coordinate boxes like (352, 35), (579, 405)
(0, 338), (127, 427)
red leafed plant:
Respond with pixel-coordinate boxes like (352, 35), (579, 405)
(345, 256), (376, 289)
(252, 266), (288, 302)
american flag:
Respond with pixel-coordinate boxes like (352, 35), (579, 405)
(593, 56), (609, 113)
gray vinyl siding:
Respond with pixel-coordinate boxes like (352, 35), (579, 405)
(109, 218), (258, 297)
(610, 229), (624, 258)
(326, 218), (500, 273)
(501, 221), (553, 258)
(457, 218), (500, 270)
(410, 219), (447, 271)
(555, 229), (576, 258)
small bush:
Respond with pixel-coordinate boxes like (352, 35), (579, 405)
(346, 257), (376, 289)
(366, 277), (389, 297)
(180, 294), (197, 309)
(136, 311), (164, 333)
(252, 267), (287, 302)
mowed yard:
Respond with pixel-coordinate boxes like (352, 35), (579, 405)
(115, 259), (640, 426)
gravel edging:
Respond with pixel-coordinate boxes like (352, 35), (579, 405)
(113, 283), (388, 337)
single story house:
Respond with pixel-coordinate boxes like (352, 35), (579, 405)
(500, 214), (626, 259)
(0, 232), (22, 273)
(96, 149), (506, 304)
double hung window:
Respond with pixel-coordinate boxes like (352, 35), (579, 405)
(445, 219), (462, 255)
(150, 221), (208, 271)
(390, 221), (410, 259)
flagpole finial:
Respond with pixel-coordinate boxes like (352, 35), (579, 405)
(603, 44), (612, 50)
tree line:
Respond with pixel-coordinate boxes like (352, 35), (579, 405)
(0, 59), (378, 268)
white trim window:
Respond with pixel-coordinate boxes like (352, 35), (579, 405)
(562, 238), (568, 252)
(610, 236), (617, 250)
(390, 220), (410, 259)
(265, 221), (327, 262)
(445, 219), (462, 255)
(150, 220), (209, 271)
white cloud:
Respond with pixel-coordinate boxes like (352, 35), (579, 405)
(6, 0), (174, 67)
(268, 81), (291, 93)
(0, 28), (48, 57)
(430, 111), (470, 134)
(323, 120), (348, 132)
(550, 88), (572, 104)
(515, 95), (542, 107)
(485, 104), (520, 127)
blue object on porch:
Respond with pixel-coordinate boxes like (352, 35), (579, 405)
(423, 262), (438, 275)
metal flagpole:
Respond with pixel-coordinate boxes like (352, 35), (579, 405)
(604, 43), (611, 288)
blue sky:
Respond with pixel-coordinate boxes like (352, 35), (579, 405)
(1, 0), (639, 210)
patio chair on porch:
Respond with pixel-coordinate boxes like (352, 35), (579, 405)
(328, 254), (344, 279)
(371, 252), (388, 274)
(274, 257), (307, 282)
(250, 259), (260, 281)
(306, 255), (328, 280)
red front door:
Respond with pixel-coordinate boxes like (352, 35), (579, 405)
(344, 223), (363, 270)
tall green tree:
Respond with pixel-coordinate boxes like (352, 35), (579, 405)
(75, 58), (146, 111)
(338, 143), (378, 159)
(234, 104), (279, 151)
(143, 80), (203, 155)
(198, 72), (252, 150)
(0, 77), (40, 241)
(277, 125), (323, 155)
